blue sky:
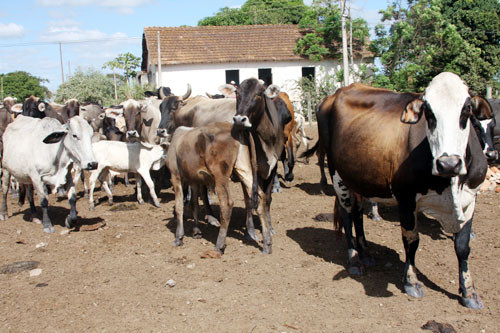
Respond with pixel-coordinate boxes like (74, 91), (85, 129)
(0, 0), (390, 93)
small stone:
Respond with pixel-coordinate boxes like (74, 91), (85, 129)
(17, 230), (22, 235)
(165, 279), (176, 288)
(60, 229), (71, 235)
(186, 301), (190, 305)
(116, 233), (122, 239)
(29, 268), (42, 277)
(186, 263), (195, 269)
(35, 242), (48, 249)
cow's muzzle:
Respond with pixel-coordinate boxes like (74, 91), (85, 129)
(486, 149), (498, 161)
(85, 161), (98, 171)
(232, 115), (252, 128)
(157, 128), (168, 137)
(126, 130), (139, 139)
(435, 154), (463, 177)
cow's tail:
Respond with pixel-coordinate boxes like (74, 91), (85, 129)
(247, 131), (259, 209)
(299, 139), (319, 159)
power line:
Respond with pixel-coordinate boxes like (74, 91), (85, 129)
(0, 36), (141, 48)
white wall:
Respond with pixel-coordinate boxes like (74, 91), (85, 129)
(148, 59), (372, 113)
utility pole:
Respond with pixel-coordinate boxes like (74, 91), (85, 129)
(157, 31), (162, 87)
(68, 60), (71, 78)
(59, 42), (64, 84)
(349, 3), (354, 79)
(340, 0), (349, 87)
(1, 76), (3, 100)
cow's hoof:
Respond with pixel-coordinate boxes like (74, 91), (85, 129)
(65, 216), (73, 229)
(192, 228), (202, 239)
(367, 213), (382, 222)
(461, 293), (483, 309)
(347, 263), (365, 276)
(269, 227), (276, 236)
(404, 282), (424, 298)
(272, 186), (282, 193)
(245, 229), (259, 242)
(138, 199), (144, 205)
(43, 225), (55, 233)
(11, 193), (18, 199)
(83, 192), (89, 199)
(285, 172), (294, 182)
(262, 244), (272, 254)
(32, 218), (42, 224)
(173, 239), (183, 247)
(470, 230), (477, 241)
(205, 215), (220, 227)
(107, 199), (114, 206)
(89, 205), (95, 212)
(153, 201), (161, 208)
(0, 213), (8, 221)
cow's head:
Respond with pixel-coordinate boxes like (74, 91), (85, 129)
(22, 96), (49, 119)
(122, 99), (147, 140)
(233, 78), (278, 128)
(401, 72), (493, 177)
(43, 116), (98, 170)
(156, 84), (192, 138)
(469, 99), (498, 161)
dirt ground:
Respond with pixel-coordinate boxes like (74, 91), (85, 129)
(1, 126), (499, 333)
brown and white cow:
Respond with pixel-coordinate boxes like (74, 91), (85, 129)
(167, 122), (257, 254)
(304, 72), (489, 309)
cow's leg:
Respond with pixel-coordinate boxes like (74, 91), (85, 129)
(88, 168), (101, 211)
(26, 185), (38, 223)
(284, 136), (294, 182)
(65, 175), (77, 229)
(124, 173), (130, 187)
(272, 173), (282, 193)
(241, 183), (258, 242)
(135, 173), (144, 204)
(398, 197), (424, 298)
(0, 170), (10, 220)
(33, 182), (53, 233)
(138, 170), (161, 208)
(100, 170), (114, 206)
(202, 186), (219, 227)
(352, 201), (375, 267)
(214, 181), (233, 254)
(257, 172), (276, 254)
(190, 185), (202, 239)
(455, 217), (483, 309)
(333, 171), (365, 275)
(172, 176), (185, 247)
(81, 170), (89, 198)
(17, 183), (25, 206)
(366, 199), (382, 221)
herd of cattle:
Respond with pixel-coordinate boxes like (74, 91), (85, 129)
(0, 73), (499, 310)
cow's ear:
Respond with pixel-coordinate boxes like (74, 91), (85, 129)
(98, 113), (106, 120)
(43, 131), (67, 144)
(38, 102), (46, 112)
(140, 104), (149, 113)
(470, 96), (493, 120)
(265, 84), (280, 99)
(401, 99), (424, 124)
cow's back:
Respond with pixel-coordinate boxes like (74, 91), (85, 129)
(2, 116), (64, 181)
(328, 84), (420, 197)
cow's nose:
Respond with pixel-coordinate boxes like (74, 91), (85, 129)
(86, 161), (98, 170)
(486, 150), (498, 161)
(126, 130), (139, 138)
(157, 128), (167, 137)
(436, 154), (462, 176)
(232, 115), (252, 128)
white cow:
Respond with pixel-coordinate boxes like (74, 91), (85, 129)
(0, 115), (97, 233)
(88, 140), (167, 211)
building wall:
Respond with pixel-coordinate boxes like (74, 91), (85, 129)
(147, 59), (372, 113)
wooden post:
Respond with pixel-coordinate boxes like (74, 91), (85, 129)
(157, 31), (162, 88)
(486, 85), (492, 99)
(340, 0), (349, 86)
(1, 76), (3, 100)
(59, 42), (64, 84)
(307, 92), (312, 127)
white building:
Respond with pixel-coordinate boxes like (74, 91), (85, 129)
(141, 24), (373, 109)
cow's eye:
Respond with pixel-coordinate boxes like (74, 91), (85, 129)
(72, 134), (78, 139)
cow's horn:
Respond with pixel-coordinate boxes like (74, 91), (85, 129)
(159, 87), (167, 99)
(182, 84), (192, 100)
(206, 92), (213, 98)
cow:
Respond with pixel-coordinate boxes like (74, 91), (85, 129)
(167, 122), (257, 253)
(2, 97), (17, 113)
(145, 86), (172, 99)
(304, 72), (489, 309)
(292, 113), (312, 158)
(0, 106), (13, 156)
(487, 98), (500, 137)
(232, 78), (291, 254)
(80, 103), (105, 133)
(0, 115), (97, 233)
(22, 96), (64, 123)
(49, 99), (81, 122)
(88, 140), (167, 210)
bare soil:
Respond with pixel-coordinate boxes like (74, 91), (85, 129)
(1, 126), (499, 332)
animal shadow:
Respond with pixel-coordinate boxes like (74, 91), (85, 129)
(287, 226), (459, 302)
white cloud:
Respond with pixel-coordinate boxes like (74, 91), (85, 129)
(36, 0), (152, 15)
(0, 22), (26, 38)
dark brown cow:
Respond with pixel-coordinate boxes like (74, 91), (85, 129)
(167, 122), (257, 253)
(22, 96), (64, 123)
(232, 78), (291, 254)
(2, 97), (17, 114)
(304, 72), (489, 309)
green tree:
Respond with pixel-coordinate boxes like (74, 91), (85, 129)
(371, 0), (500, 93)
(198, 0), (307, 26)
(55, 68), (115, 105)
(0, 71), (49, 101)
(113, 53), (141, 86)
(294, 1), (370, 61)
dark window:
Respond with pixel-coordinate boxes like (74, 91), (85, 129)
(258, 68), (272, 86)
(226, 70), (240, 85)
(302, 67), (315, 81)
